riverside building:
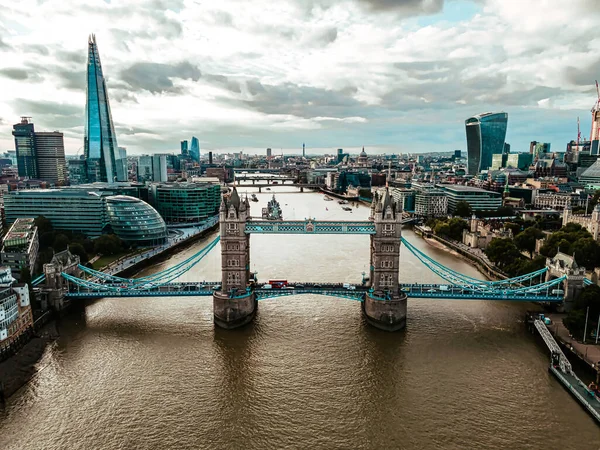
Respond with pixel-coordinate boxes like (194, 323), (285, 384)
(0, 266), (33, 352)
(3, 189), (167, 244)
(438, 185), (502, 214)
(149, 182), (221, 226)
(1, 218), (39, 281)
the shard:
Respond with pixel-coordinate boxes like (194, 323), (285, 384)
(84, 34), (119, 183)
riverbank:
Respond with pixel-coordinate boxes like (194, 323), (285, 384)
(0, 320), (59, 400)
(416, 231), (503, 282)
(0, 218), (220, 400)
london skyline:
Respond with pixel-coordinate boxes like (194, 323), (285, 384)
(0, 0), (599, 155)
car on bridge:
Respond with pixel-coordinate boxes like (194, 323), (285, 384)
(295, 284), (305, 289)
(212, 285), (221, 291)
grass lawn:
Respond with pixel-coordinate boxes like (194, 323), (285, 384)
(91, 248), (147, 270)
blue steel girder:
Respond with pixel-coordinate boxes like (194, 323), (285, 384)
(245, 220), (376, 234)
(255, 288), (366, 301)
(401, 284), (564, 302)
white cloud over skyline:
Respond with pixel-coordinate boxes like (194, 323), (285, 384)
(0, 0), (598, 155)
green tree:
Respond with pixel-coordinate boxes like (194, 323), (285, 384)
(53, 234), (70, 252)
(68, 243), (89, 263)
(514, 227), (544, 257)
(454, 201), (472, 218)
(496, 205), (515, 217)
(93, 234), (125, 256)
(563, 310), (586, 340)
(571, 238), (600, 269)
(562, 285), (600, 340)
(485, 238), (522, 269)
(39, 231), (57, 249)
(34, 215), (53, 234)
(82, 238), (95, 255)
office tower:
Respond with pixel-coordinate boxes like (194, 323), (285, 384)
(465, 112), (508, 174)
(302, 143), (305, 158)
(35, 131), (67, 184)
(529, 141), (551, 161)
(12, 117), (37, 178)
(137, 155), (153, 182)
(152, 154), (168, 182)
(190, 137), (200, 162)
(454, 150), (461, 159)
(181, 140), (189, 156)
(115, 146), (128, 182)
(266, 148), (272, 157)
(68, 158), (86, 185)
(84, 35), (119, 183)
(208, 151), (213, 164)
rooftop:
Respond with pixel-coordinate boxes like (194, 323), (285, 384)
(439, 185), (500, 194)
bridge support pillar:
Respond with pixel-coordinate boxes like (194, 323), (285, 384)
(258, 186), (262, 193)
(213, 291), (257, 329)
(363, 292), (407, 331)
(300, 186), (304, 193)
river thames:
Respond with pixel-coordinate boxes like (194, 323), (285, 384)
(0, 188), (598, 449)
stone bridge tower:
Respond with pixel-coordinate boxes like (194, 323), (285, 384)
(364, 189), (407, 331)
(545, 252), (586, 311)
(213, 187), (256, 329)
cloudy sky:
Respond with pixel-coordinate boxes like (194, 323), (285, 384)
(0, 0), (599, 156)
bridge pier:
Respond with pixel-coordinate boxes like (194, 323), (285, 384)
(213, 291), (257, 329)
(365, 188), (406, 331)
(363, 292), (407, 331)
(300, 186), (304, 193)
(258, 186), (262, 193)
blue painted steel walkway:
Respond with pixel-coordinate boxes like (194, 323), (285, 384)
(59, 228), (565, 303)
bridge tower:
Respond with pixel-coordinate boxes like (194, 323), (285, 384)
(213, 188), (257, 329)
(545, 252), (586, 311)
(364, 189), (407, 331)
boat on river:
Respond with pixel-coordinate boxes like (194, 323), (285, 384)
(251, 194), (259, 202)
(342, 206), (352, 212)
(323, 195), (333, 201)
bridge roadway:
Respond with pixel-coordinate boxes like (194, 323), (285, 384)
(64, 281), (563, 302)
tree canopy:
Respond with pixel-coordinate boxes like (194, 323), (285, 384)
(454, 201), (472, 218)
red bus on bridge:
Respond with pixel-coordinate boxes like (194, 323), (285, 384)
(268, 280), (288, 289)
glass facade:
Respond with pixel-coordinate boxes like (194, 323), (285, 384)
(12, 118), (38, 179)
(84, 35), (118, 184)
(465, 112), (508, 174)
(439, 185), (502, 212)
(150, 182), (221, 226)
(190, 137), (200, 162)
(105, 196), (167, 245)
(4, 189), (109, 237)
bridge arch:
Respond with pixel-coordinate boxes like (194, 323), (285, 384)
(214, 187), (407, 331)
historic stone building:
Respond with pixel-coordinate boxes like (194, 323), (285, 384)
(562, 204), (600, 241)
(365, 188), (407, 331)
(213, 188), (256, 328)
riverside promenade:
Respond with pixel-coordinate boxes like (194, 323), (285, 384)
(544, 313), (600, 383)
(99, 216), (219, 276)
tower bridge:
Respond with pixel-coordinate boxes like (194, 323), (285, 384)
(58, 187), (581, 331)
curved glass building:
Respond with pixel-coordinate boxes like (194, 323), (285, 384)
(84, 35), (119, 184)
(105, 196), (167, 245)
(150, 182), (221, 226)
(465, 112), (508, 174)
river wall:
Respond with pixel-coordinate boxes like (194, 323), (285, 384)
(0, 222), (220, 401)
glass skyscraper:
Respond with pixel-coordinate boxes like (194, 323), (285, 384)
(465, 112), (508, 174)
(190, 136), (200, 162)
(12, 117), (38, 179)
(84, 35), (118, 184)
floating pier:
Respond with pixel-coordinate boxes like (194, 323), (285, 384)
(532, 315), (600, 424)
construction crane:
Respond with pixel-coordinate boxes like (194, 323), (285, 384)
(592, 80), (600, 143)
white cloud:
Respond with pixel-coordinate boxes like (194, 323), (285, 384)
(0, 0), (598, 154)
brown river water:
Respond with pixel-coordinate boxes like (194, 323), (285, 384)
(1, 188), (598, 449)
